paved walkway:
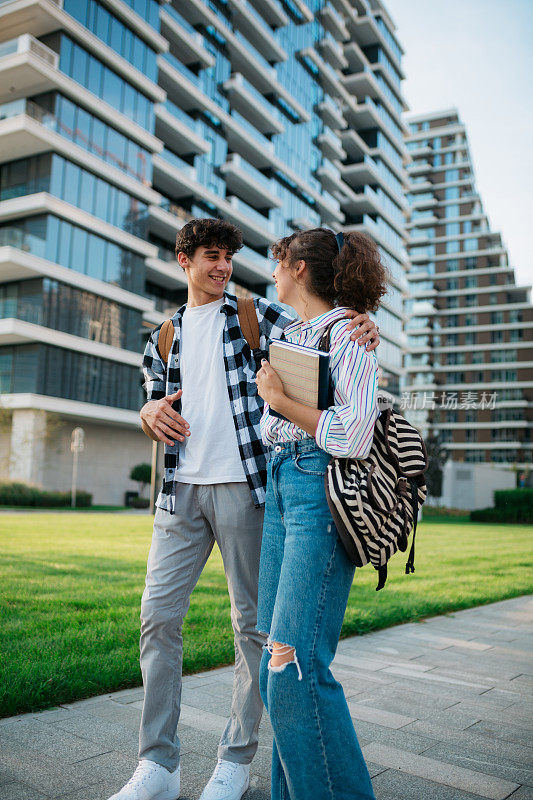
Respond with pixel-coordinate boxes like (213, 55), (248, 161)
(1, 596), (532, 800)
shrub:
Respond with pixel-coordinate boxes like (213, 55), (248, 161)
(494, 489), (533, 512)
(130, 463), (154, 498)
(130, 496), (150, 509)
(471, 504), (532, 524)
(0, 482), (92, 508)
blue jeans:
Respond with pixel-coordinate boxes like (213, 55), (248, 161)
(257, 439), (375, 800)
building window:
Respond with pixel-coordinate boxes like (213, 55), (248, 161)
(445, 186), (460, 200)
(445, 204), (459, 218)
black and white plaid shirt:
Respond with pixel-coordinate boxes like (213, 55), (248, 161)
(142, 292), (295, 513)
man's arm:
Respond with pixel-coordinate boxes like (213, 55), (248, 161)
(253, 296), (380, 351)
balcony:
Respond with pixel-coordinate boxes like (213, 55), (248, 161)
(318, 4), (349, 41)
(145, 251), (188, 290)
(147, 201), (192, 242)
(224, 196), (274, 248)
(345, 95), (405, 142)
(342, 68), (404, 125)
(0, 244), (153, 311)
(315, 129), (346, 161)
(315, 159), (344, 196)
(0, 0), (62, 41)
(219, 154), (282, 211)
(0, 316), (141, 365)
(0, 191), (155, 256)
(345, 10), (403, 73)
(410, 194), (437, 210)
(160, 7), (215, 69)
(154, 102), (210, 156)
(0, 98), (160, 203)
(315, 98), (346, 131)
(340, 128), (368, 160)
(177, 0), (307, 122)
(232, 244), (274, 287)
(223, 73), (284, 136)
(343, 41), (369, 73)
(317, 35), (348, 71)
(152, 150), (197, 199)
(340, 154), (381, 188)
(408, 160), (432, 175)
(225, 0), (288, 63)
(297, 47), (351, 106)
(0, 34), (58, 103)
(224, 111), (276, 170)
(0, 34), (160, 150)
(250, 0), (289, 28)
(0, 0), (167, 53)
(157, 52), (212, 114)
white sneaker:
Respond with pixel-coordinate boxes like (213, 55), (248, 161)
(108, 759), (181, 800)
(199, 759), (250, 800)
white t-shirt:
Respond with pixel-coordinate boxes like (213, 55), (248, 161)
(176, 298), (246, 484)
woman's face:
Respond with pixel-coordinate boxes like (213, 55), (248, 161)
(272, 256), (300, 305)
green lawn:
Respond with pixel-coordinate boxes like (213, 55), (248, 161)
(1, 512), (531, 718)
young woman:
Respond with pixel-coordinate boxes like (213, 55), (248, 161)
(254, 227), (388, 800)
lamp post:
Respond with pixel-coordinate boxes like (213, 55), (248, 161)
(70, 427), (85, 508)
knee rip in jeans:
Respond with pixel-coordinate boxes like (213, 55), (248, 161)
(264, 637), (302, 681)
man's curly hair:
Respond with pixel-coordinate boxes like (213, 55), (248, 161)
(175, 218), (243, 260)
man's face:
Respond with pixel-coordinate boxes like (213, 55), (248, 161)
(178, 245), (233, 299)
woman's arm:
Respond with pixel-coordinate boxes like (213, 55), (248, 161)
(255, 325), (379, 457)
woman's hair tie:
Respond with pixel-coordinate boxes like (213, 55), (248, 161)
(335, 231), (344, 253)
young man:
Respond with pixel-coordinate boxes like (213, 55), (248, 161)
(109, 219), (380, 800)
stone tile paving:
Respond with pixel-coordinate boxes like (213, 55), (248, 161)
(0, 596), (531, 800)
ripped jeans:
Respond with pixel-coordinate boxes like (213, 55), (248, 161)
(257, 438), (375, 800)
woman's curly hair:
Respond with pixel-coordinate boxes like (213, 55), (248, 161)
(271, 228), (389, 313)
(176, 218), (243, 259)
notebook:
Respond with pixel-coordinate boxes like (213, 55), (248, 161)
(268, 338), (331, 421)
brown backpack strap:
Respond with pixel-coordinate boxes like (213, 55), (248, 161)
(157, 318), (174, 365)
(237, 298), (260, 351)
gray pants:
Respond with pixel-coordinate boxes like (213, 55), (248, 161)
(139, 481), (266, 771)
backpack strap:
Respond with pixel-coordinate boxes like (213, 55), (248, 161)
(237, 297), (260, 351)
(157, 318), (175, 366)
(317, 319), (338, 353)
(405, 478), (419, 575)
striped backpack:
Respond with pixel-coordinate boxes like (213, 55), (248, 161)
(318, 325), (429, 591)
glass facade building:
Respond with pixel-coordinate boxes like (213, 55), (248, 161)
(404, 109), (533, 468)
(0, 0), (409, 502)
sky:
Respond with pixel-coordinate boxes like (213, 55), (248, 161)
(385, 0), (533, 287)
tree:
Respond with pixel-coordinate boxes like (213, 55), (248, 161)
(130, 463), (153, 498)
(424, 435), (448, 498)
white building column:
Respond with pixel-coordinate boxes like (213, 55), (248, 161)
(9, 408), (47, 486)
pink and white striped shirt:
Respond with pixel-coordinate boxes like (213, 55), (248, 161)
(260, 307), (379, 458)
